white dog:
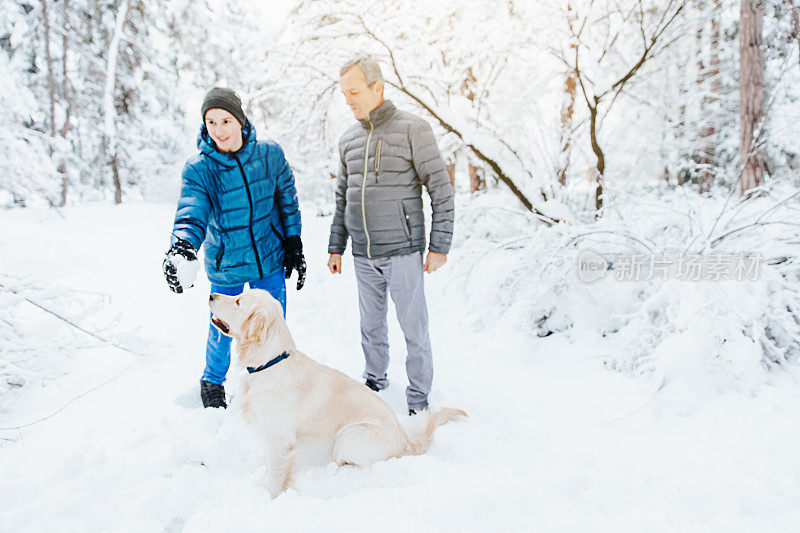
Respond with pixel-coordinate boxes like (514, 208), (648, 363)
(209, 288), (467, 498)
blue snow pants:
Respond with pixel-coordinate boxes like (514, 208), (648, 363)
(202, 268), (287, 384)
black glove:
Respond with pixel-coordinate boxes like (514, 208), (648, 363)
(283, 235), (306, 290)
(162, 239), (197, 294)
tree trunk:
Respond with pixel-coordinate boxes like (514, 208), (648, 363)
(104, 0), (129, 205)
(59, 0), (71, 207)
(702, 0), (722, 192)
(739, 0), (766, 194)
(696, 0), (710, 191)
(557, 3), (579, 187)
(675, 56), (688, 183)
(41, 0), (64, 208)
(40, 0), (56, 141)
(697, 0), (722, 193)
(112, 153), (122, 204)
(792, 1), (800, 69)
(556, 70), (577, 186)
(588, 101), (605, 213)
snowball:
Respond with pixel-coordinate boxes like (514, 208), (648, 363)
(171, 254), (200, 289)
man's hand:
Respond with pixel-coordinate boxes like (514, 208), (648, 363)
(328, 254), (343, 274)
(424, 252), (447, 273)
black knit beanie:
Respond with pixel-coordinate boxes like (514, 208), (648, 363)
(201, 87), (247, 127)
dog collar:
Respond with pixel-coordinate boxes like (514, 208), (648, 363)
(247, 352), (291, 374)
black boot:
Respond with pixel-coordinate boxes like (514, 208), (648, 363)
(365, 379), (381, 392)
(409, 407), (429, 416)
(200, 380), (227, 409)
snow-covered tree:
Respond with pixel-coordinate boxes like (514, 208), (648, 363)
(552, 0), (688, 212)
(257, 0), (569, 221)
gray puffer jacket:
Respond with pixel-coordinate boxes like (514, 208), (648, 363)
(328, 100), (455, 259)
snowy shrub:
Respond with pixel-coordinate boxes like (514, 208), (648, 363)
(451, 175), (800, 391)
(0, 272), (137, 411)
(0, 53), (58, 207)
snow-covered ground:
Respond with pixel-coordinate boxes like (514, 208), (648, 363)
(2, 201), (800, 532)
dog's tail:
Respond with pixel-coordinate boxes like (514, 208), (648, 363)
(404, 408), (468, 456)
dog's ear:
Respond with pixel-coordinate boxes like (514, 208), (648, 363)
(242, 309), (269, 343)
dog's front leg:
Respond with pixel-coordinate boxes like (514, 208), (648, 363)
(266, 442), (297, 499)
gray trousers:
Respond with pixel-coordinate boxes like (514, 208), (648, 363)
(353, 251), (433, 410)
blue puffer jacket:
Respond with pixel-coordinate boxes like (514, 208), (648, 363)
(170, 120), (301, 286)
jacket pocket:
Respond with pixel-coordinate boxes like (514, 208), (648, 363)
(215, 241), (225, 270)
(270, 221), (285, 245)
(398, 202), (411, 240)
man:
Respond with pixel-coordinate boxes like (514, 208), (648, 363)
(327, 57), (455, 415)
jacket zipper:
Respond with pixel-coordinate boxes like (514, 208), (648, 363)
(232, 153), (264, 279)
(374, 138), (382, 175)
(362, 119), (374, 258)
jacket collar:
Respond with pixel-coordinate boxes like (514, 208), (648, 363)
(358, 100), (396, 129)
(197, 119), (257, 168)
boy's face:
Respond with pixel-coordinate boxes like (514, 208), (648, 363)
(204, 109), (243, 152)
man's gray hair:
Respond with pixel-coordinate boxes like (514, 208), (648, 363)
(340, 57), (384, 85)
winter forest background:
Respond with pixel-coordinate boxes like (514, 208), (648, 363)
(4, 0), (800, 374)
(4, 0), (799, 209)
(2, 0), (800, 529)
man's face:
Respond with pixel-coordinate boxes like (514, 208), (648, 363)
(340, 66), (384, 120)
(204, 109), (243, 153)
